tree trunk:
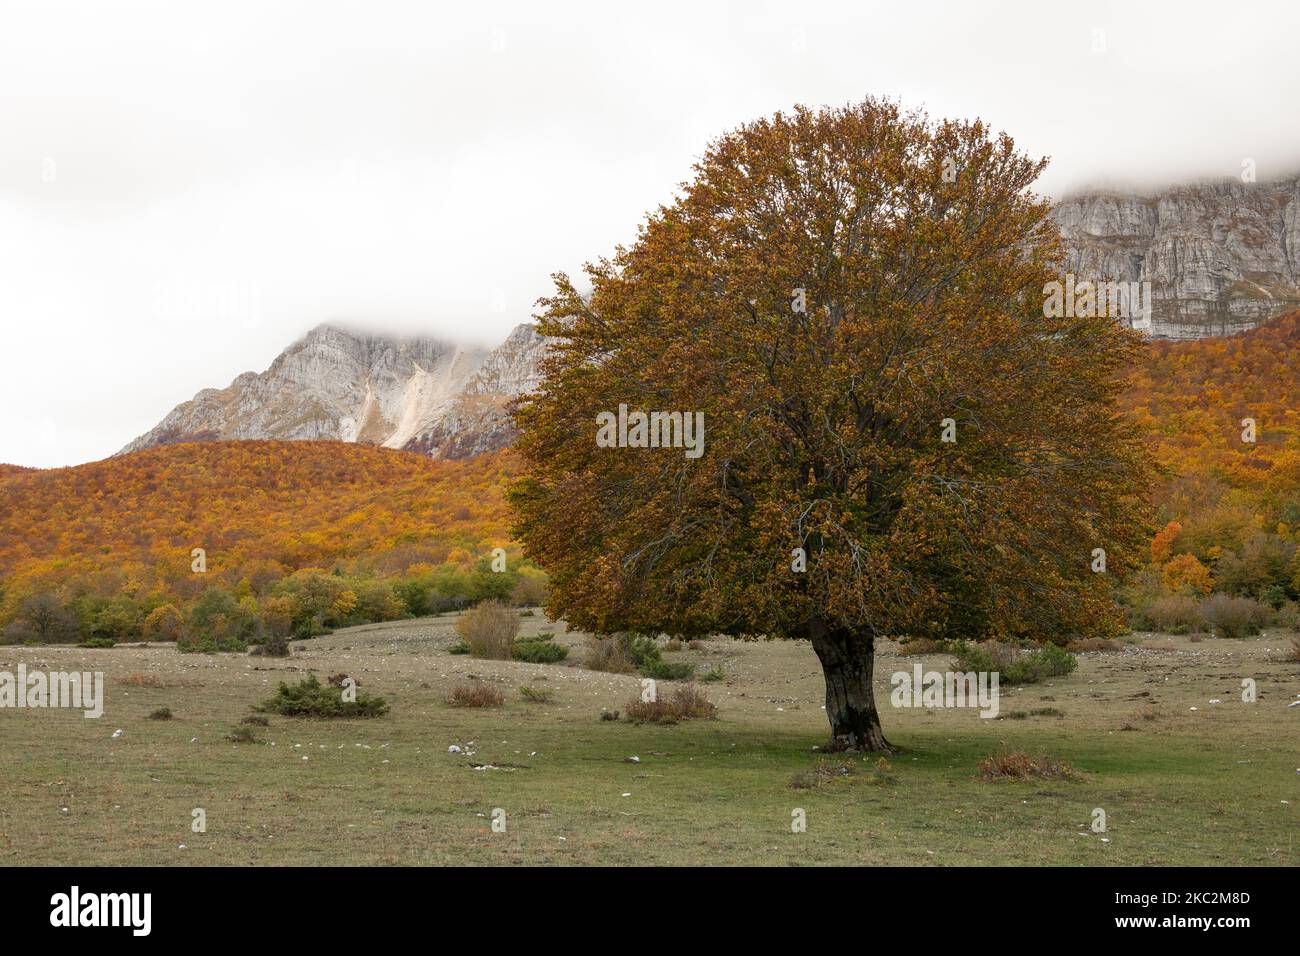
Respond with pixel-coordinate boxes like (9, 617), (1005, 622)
(806, 618), (893, 753)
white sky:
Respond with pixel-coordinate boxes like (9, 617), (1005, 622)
(3, 0), (1299, 467)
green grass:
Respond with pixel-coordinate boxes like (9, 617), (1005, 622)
(0, 616), (1293, 865)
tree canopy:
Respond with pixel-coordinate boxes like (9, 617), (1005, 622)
(510, 98), (1152, 751)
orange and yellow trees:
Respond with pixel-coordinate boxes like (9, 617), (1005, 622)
(1161, 553), (1213, 595)
(510, 99), (1152, 752)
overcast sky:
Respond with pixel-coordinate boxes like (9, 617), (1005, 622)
(3, 0), (1299, 467)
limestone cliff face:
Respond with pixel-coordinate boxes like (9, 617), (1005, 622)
(399, 324), (550, 459)
(118, 323), (544, 459)
(1052, 176), (1300, 339)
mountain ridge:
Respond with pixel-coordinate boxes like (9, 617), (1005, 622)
(120, 172), (1300, 459)
(118, 322), (547, 460)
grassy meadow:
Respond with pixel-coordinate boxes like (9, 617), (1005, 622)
(1, 612), (1295, 866)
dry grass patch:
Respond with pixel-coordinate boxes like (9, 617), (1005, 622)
(454, 600), (519, 659)
(586, 635), (635, 673)
(898, 638), (944, 656)
(623, 686), (717, 724)
(977, 750), (1078, 781)
(115, 672), (198, 688)
(791, 756), (895, 789)
(1066, 638), (1121, 653)
(447, 682), (505, 708)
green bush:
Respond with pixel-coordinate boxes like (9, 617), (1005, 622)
(258, 675), (389, 718)
(512, 638), (569, 664)
(185, 588), (259, 649)
(623, 634), (662, 669)
(178, 634), (247, 654)
(78, 637), (117, 649)
(641, 658), (696, 681)
(949, 640), (1076, 685)
(614, 633), (695, 680)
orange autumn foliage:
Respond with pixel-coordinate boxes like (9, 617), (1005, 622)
(1121, 309), (1300, 548)
(0, 441), (515, 622)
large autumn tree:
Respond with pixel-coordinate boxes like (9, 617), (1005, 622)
(510, 99), (1151, 752)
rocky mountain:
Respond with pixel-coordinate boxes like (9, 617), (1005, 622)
(121, 174), (1300, 461)
(119, 323), (548, 460)
(1053, 174), (1300, 339)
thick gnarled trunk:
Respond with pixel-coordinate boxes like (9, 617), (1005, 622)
(806, 618), (893, 753)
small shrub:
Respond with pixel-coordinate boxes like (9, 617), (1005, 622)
(447, 682), (505, 708)
(1200, 594), (1267, 639)
(259, 675), (389, 718)
(977, 751), (1077, 781)
(326, 673), (359, 688)
(586, 636), (635, 673)
(621, 634), (657, 666)
(1030, 706), (1065, 717)
(1145, 594), (1202, 634)
(448, 642), (470, 655)
(512, 638), (569, 664)
(178, 634), (247, 654)
(670, 685), (716, 718)
(226, 726), (260, 743)
(663, 638), (683, 652)
(519, 685), (553, 703)
(147, 707), (173, 720)
(949, 641), (1076, 685)
(699, 665), (725, 683)
(623, 686), (717, 724)
(261, 633), (290, 657)
(641, 658), (695, 681)
(687, 640), (706, 651)
(240, 715), (269, 726)
(600, 709), (620, 721)
(1270, 600), (1300, 630)
(454, 599), (519, 659)
(79, 637), (116, 649)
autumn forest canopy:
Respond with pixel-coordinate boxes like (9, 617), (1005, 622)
(0, 311), (1294, 662)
